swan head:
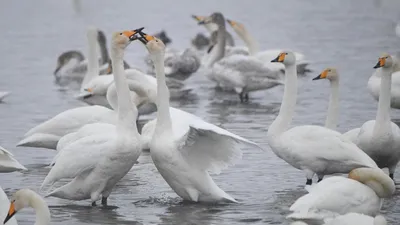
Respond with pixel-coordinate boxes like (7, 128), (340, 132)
(111, 27), (144, 49)
(192, 15), (207, 23)
(271, 51), (296, 66)
(54, 50), (85, 75)
(198, 12), (225, 26)
(4, 189), (46, 224)
(82, 78), (111, 97)
(312, 67), (338, 81)
(373, 53), (393, 69)
(348, 168), (395, 198)
(137, 32), (166, 55)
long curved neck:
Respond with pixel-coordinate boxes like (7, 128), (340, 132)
(110, 45), (138, 133)
(152, 51), (172, 134)
(207, 22), (226, 67)
(238, 28), (259, 55)
(31, 195), (51, 225)
(81, 32), (99, 91)
(268, 63), (297, 137)
(325, 79), (339, 130)
(373, 67), (392, 136)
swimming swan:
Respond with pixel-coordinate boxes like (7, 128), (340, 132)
(41, 30), (143, 206)
(137, 32), (261, 202)
(267, 51), (378, 186)
(312, 68), (339, 130)
(0, 146), (26, 173)
(287, 168), (395, 222)
(343, 54), (400, 180)
(3, 189), (50, 225)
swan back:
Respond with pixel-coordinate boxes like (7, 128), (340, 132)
(348, 168), (395, 198)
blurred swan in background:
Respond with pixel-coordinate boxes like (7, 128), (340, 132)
(41, 31), (142, 206)
(0, 92), (10, 102)
(287, 168), (394, 223)
(343, 54), (400, 180)
(3, 189), (50, 225)
(226, 18), (311, 75)
(267, 52), (377, 186)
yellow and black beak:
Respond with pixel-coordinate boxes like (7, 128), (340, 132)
(121, 27), (144, 41)
(4, 201), (16, 224)
(137, 32), (155, 45)
(226, 19), (236, 27)
(271, 53), (286, 63)
(192, 15), (205, 22)
(312, 69), (328, 80)
(373, 57), (385, 69)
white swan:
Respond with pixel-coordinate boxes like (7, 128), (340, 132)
(323, 213), (387, 225)
(0, 146), (26, 173)
(267, 51), (378, 186)
(138, 32), (261, 202)
(287, 168), (395, 222)
(367, 53), (400, 109)
(226, 19), (310, 75)
(343, 54), (400, 180)
(41, 30), (142, 206)
(3, 189), (50, 225)
(1, 187), (17, 225)
(312, 68), (339, 130)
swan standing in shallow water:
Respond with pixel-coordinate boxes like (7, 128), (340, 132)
(41, 30), (143, 206)
(312, 68), (339, 130)
(137, 32), (261, 202)
(343, 54), (400, 180)
(287, 168), (394, 222)
(3, 189), (50, 225)
(267, 52), (378, 185)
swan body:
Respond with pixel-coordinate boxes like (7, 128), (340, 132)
(41, 30), (142, 205)
(343, 54), (400, 180)
(0, 146), (26, 173)
(287, 168), (394, 222)
(0, 187), (18, 225)
(3, 189), (50, 225)
(140, 33), (261, 202)
(323, 213), (387, 225)
(267, 52), (378, 186)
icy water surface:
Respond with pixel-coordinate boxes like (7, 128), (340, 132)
(1, 0), (400, 224)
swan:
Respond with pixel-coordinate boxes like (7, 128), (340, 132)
(0, 146), (26, 173)
(343, 54), (400, 181)
(41, 30), (142, 206)
(267, 51), (378, 186)
(137, 31), (261, 203)
(287, 168), (395, 222)
(312, 68), (339, 130)
(1, 187), (17, 225)
(17, 77), (148, 151)
(226, 19), (310, 75)
(0, 92), (10, 102)
(367, 53), (400, 109)
(323, 213), (387, 225)
(191, 14), (235, 47)
(54, 29), (109, 81)
(199, 12), (286, 102)
(3, 189), (50, 225)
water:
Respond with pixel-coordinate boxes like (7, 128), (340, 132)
(0, 0), (400, 224)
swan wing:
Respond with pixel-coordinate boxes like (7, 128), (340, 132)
(0, 146), (27, 172)
(342, 128), (361, 144)
(41, 134), (114, 189)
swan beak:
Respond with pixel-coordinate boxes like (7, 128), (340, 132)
(192, 15), (205, 22)
(197, 16), (211, 25)
(122, 27), (144, 41)
(373, 58), (385, 69)
(227, 19), (236, 27)
(271, 53), (285, 63)
(138, 32), (155, 44)
(312, 70), (328, 80)
(4, 201), (16, 224)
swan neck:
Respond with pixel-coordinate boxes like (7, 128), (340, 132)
(268, 64), (297, 137)
(110, 45), (138, 133)
(98, 38), (109, 65)
(81, 32), (99, 91)
(240, 28), (258, 55)
(30, 195), (51, 225)
(373, 67), (392, 136)
(325, 79), (339, 130)
(152, 51), (172, 133)
(208, 23), (226, 67)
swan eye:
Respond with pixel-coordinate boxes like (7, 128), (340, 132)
(285, 53), (288, 55)
(119, 33), (123, 35)
(328, 69), (331, 72)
